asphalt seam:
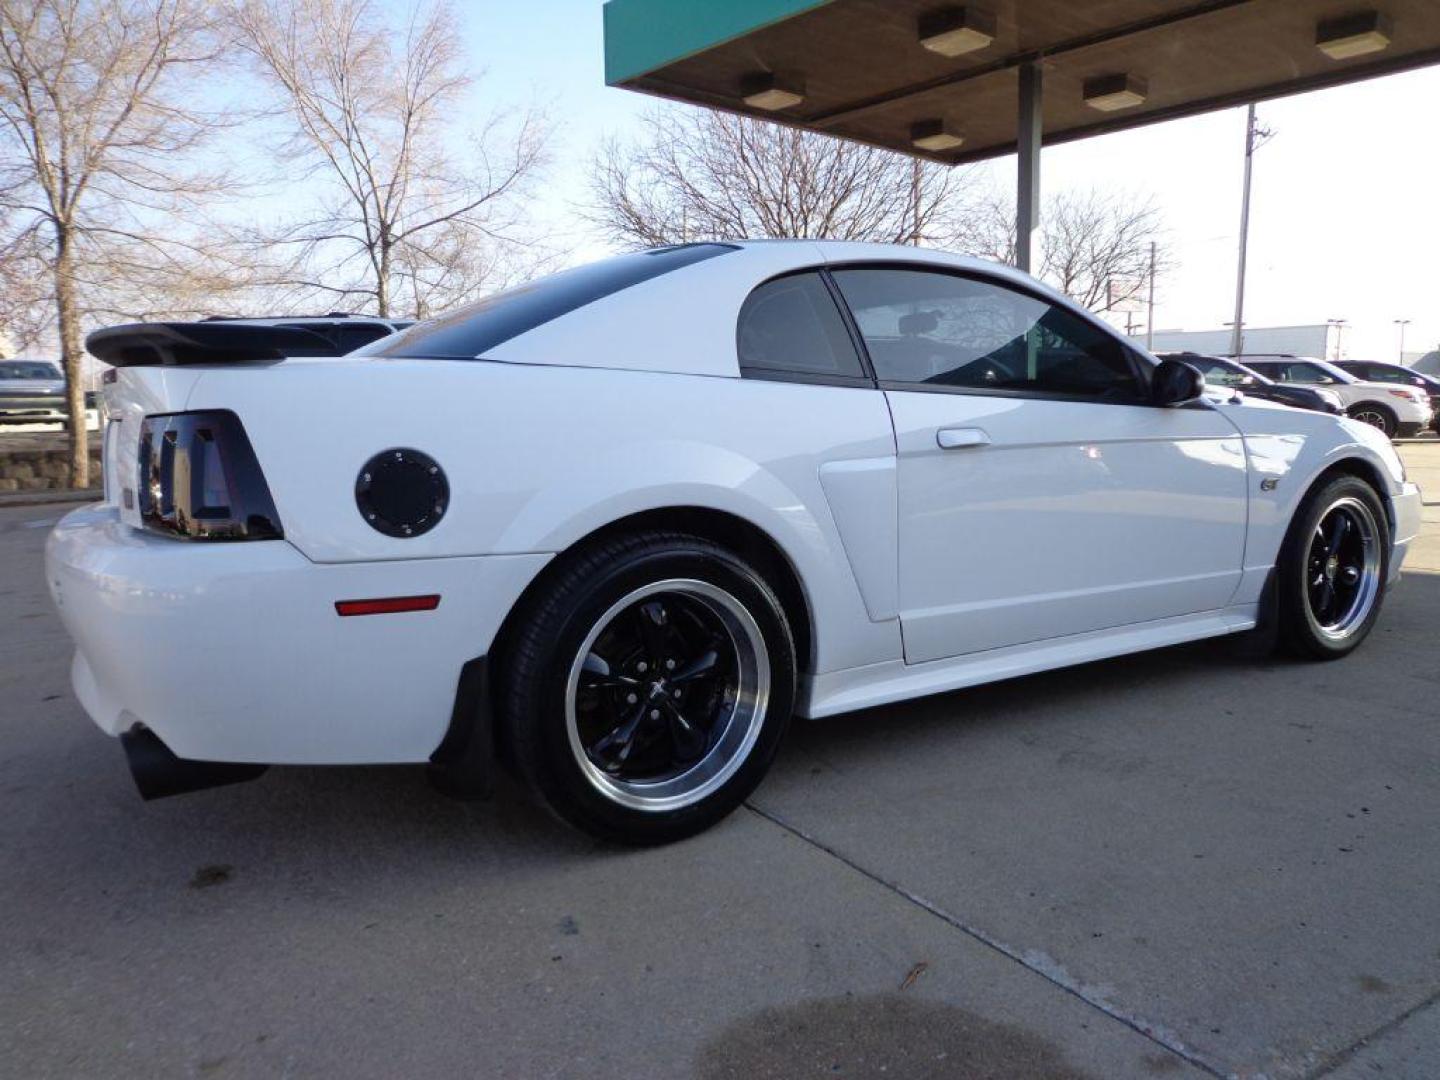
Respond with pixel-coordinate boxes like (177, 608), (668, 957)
(744, 801), (1229, 1080)
(1305, 985), (1440, 1079)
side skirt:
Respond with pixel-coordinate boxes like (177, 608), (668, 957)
(800, 606), (1259, 719)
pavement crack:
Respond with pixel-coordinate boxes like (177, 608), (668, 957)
(744, 800), (1228, 1080)
(1303, 984), (1440, 1079)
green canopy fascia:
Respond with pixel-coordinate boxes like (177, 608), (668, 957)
(603, 0), (833, 86)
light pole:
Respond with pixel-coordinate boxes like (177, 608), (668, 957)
(1327, 318), (1348, 362)
(1230, 105), (1273, 358)
(1224, 320), (1244, 355)
(1395, 318), (1411, 363)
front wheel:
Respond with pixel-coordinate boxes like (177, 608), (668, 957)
(498, 532), (796, 844)
(1276, 476), (1390, 659)
(1347, 403), (1397, 438)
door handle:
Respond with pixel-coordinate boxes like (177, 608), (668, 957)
(936, 427), (991, 450)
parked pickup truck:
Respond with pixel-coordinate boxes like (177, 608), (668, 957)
(0, 359), (96, 425)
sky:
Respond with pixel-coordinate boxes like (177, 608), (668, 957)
(459, 1), (1439, 363)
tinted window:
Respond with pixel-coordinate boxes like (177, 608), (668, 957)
(361, 244), (736, 359)
(736, 273), (865, 381)
(832, 268), (1143, 401)
(1184, 356), (1254, 387)
(1264, 361), (1336, 383)
(1352, 365), (1409, 385)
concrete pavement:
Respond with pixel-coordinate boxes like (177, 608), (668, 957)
(1, 447), (1437, 1079)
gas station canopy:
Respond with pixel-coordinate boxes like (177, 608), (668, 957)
(603, 0), (1440, 165)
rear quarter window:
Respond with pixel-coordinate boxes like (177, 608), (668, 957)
(736, 273), (867, 383)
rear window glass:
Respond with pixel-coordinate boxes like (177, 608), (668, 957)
(359, 244), (737, 359)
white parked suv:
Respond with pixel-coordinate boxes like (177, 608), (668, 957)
(1235, 355), (1432, 438)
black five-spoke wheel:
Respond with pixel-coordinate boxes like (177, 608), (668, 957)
(1304, 497), (1380, 639)
(566, 580), (769, 812)
(1277, 476), (1389, 659)
(499, 532), (795, 844)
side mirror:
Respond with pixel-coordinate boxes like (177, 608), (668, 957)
(1151, 358), (1205, 408)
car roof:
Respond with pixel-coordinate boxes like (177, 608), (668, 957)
(482, 240), (1134, 380)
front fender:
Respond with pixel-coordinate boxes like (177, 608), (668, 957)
(1233, 414), (1408, 604)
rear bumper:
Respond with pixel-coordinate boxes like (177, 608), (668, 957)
(46, 505), (549, 764)
(1389, 482), (1422, 584)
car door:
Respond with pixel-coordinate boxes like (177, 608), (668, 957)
(829, 266), (1250, 664)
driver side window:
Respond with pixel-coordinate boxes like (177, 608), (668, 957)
(831, 268), (1144, 401)
(1289, 363), (1334, 383)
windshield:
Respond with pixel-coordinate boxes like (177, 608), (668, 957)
(0, 360), (62, 380)
(1301, 357), (1360, 384)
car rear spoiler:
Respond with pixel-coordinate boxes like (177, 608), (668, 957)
(85, 321), (343, 367)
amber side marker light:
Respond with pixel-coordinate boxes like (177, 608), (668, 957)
(335, 595), (441, 617)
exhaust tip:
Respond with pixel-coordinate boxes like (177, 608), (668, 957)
(120, 726), (268, 800)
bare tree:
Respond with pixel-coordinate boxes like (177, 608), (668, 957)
(0, 220), (51, 355)
(0, 0), (229, 486)
(234, 0), (548, 319)
(587, 108), (980, 248)
(959, 186), (1171, 312)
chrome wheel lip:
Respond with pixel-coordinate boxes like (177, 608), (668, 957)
(1306, 496), (1382, 642)
(565, 578), (769, 813)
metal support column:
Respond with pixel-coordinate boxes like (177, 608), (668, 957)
(1016, 61), (1043, 274)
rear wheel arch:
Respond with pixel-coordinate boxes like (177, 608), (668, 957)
(492, 506), (815, 683)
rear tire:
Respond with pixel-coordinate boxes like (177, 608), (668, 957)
(1347, 403), (1397, 438)
(498, 531), (796, 844)
(1275, 475), (1390, 660)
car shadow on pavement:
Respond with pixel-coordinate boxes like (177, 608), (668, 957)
(10, 573), (1435, 890)
(773, 569), (1440, 781)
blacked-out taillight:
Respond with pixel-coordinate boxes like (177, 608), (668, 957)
(136, 411), (282, 541)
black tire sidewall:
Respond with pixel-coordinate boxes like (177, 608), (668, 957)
(517, 539), (796, 844)
(1278, 476), (1390, 659)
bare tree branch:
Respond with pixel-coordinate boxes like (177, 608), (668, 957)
(956, 185), (1172, 314)
(0, 0), (235, 486)
(584, 108), (982, 250)
(232, 0), (550, 318)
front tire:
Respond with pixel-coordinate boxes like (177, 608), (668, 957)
(1276, 476), (1390, 659)
(1347, 402), (1397, 438)
(498, 531), (796, 844)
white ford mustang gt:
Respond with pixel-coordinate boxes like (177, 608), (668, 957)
(48, 241), (1423, 843)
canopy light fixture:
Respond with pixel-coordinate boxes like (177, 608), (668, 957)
(1083, 73), (1148, 112)
(741, 71), (805, 111)
(918, 7), (996, 58)
(1316, 10), (1392, 59)
(911, 119), (965, 152)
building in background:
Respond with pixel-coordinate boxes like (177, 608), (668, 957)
(1130, 324), (1331, 358)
